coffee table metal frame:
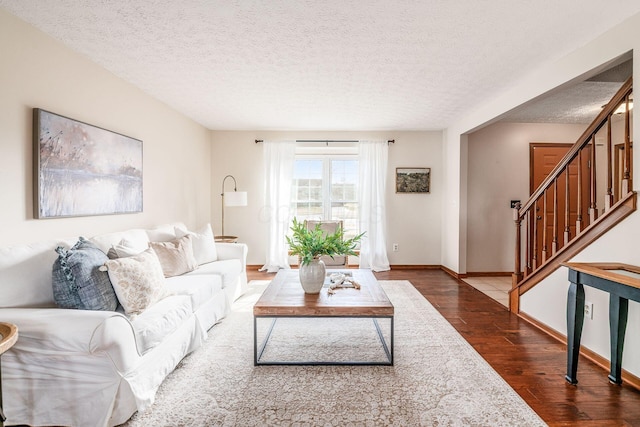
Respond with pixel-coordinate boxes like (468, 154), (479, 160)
(253, 269), (394, 366)
(254, 314), (393, 366)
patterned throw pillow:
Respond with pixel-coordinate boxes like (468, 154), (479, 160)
(149, 235), (198, 277)
(52, 237), (118, 311)
(103, 248), (170, 316)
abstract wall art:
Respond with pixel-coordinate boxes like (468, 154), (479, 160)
(33, 109), (143, 218)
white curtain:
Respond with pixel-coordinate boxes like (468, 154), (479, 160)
(260, 141), (296, 272)
(359, 140), (390, 272)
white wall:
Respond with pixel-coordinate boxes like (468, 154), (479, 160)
(521, 212), (640, 376)
(0, 9), (212, 246)
(210, 131), (442, 266)
(441, 129), (464, 273)
(444, 11), (640, 377)
(466, 122), (586, 272)
(442, 11), (640, 275)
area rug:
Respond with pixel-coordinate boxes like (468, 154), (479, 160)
(122, 281), (546, 426)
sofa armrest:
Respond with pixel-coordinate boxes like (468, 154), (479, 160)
(0, 308), (140, 372)
(215, 242), (248, 270)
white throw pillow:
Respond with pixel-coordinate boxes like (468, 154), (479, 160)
(103, 248), (170, 317)
(174, 224), (218, 265)
(107, 238), (146, 259)
(146, 224), (177, 242)
(90, 229), (148, 254)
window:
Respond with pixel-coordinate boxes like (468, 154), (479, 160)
(291, 156), (359, 239)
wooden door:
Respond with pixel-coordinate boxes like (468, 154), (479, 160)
(530, 143), (590, 269)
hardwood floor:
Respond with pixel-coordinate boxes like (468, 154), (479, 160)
(247, 267), (640, 426)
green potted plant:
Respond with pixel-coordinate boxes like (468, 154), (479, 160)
(286, 217), (364, 293)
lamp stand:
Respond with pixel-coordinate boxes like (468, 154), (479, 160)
(221, 192), (226, 237)
(220, 175), (237, 237)
(217, 175), (247, 242)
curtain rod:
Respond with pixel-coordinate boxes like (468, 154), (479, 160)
(254, 139), (395, 144)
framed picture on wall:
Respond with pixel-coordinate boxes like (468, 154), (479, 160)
(396, 167), (430, 193)
(33, 108), (143, 218)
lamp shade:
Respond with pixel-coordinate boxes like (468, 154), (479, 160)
(224, 191), (247, 207)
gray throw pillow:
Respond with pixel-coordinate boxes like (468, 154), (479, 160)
(52, 237), (118, 311)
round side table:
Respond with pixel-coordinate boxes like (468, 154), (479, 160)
(0, 322), (18, 427)
(215, 235), (238, 243)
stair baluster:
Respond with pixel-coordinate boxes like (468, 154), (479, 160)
(510, 77), (635, 313)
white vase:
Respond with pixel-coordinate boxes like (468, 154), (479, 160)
(299, 257), (326, 294)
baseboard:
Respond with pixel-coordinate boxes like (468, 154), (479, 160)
(250, 264), (503, 282)
(518, 311), (640, 392)
(390, 264), (441, 270)
(464, 271), (512, 277)
(254, 264), (363, 269)
(249, 264), (443, 271)
(250, 265), (512, 278)
(440, 265), (463, 280)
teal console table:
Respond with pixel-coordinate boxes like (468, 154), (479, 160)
(564, 262), (640, 385)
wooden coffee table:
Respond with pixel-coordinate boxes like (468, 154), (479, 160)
(253, 269), (394, 365)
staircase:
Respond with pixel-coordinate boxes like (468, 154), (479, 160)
(510, 77), (635, 313)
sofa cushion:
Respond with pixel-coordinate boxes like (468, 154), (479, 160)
(165, 274), (223, 311)
(52, 237), (118, 311)
(145, 224), (177, 242)
(0, 238), (76, 308)
(90, 229), (149, 255)
(128, 294), (192, 354)
(149, 235), (197, 278)
(174, 224), (218, 264)
(103, 248), (170, 317)
(185, 259), (241, 289)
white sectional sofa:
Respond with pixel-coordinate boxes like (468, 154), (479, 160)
(0, 222), (248, 427)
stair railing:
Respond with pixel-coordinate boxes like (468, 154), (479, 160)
(512, 77), (633, 292)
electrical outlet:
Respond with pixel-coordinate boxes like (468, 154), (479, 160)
(392, 243), (399, 252)
(584, 301), (594, 320)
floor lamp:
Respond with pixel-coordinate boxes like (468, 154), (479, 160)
(218, 175), (247, 242)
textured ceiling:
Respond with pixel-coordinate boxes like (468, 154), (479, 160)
(501, 58), (633, 124)
(1, 1), (639, 131)
(501, 81), (624, 124)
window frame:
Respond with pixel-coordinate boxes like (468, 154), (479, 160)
(292, 153), (360, 237)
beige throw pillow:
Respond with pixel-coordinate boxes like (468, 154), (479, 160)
(103, 248), (170, 316)
(149, 235), (197, 277)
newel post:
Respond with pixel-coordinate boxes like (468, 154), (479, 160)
(511, 203), (523, 313)
(512, 202), (523, 286)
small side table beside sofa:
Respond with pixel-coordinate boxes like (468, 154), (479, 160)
(214, 235), (238, 243)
